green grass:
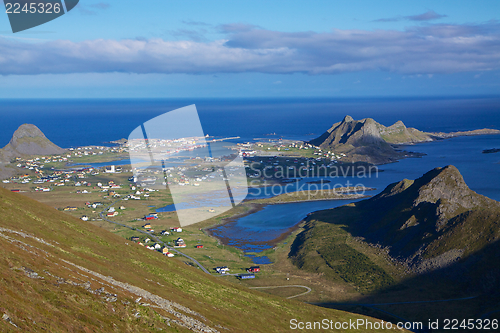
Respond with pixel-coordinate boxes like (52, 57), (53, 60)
(250, 187), (372, 204)
(1, 186), (400, 332)
(290, 221), (395, 293)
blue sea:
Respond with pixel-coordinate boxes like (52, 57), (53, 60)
(1, 97), (499, 148)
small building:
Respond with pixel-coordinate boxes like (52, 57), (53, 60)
(80, 216), (89, 221)
(131, 237), (140, 242)
(144, 238), (151, 243)
(170, 227), (183, 233)
(64, 206), (77, 211)
(162, 248), (174, 257)
(195, 245), (204, 249)
(144, 214), (158, 220)
(215, 266), (229, 274)
(143, 223), (152, 229)
(247, 266), (260, 273)
(161, 230), (170, 236)
(238, 273), (255, 279)
(175, 238), (186, 247)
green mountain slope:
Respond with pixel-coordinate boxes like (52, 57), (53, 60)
(292, 165), (500, 276)
(0, 186), (391, 332)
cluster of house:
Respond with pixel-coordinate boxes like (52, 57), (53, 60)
(132, 163), (234, 188)
(126, 137), (207, 158)
(13, 155), (67, 174)
(141, 222), (178, 237)
(87, 201), (103, 209)
(68, 145), (123, 157)
(130, 236), (174, 257)
(126, 186), (156, 200)
(236, 143), (257, 157)
(3, 145), (127, 187)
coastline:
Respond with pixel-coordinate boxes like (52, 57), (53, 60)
(204, 194), (366, 255)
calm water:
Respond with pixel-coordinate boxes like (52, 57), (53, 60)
(1, 97), (499, 147)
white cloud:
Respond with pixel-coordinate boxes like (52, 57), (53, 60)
(0, 22), (499, 76)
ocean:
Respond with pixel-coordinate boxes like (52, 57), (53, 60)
(0, 97), (499, 148)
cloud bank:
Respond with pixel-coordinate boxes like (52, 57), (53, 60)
(0, 22), (499, 76)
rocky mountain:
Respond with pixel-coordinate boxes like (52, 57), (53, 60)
(308, 116), (426, 163)
(0, 186), (387, 332)
(0, 124), (65, 179)
(291, 165), (500, 282)
(1, 124), (65, 158)
(309, 116), (500, 163)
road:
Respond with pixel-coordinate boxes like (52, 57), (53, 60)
(99, 197), (211, 274)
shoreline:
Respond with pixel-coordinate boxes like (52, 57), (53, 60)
(204, 194), (367, 257)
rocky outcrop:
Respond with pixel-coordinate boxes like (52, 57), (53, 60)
(309, 116), (499, 164)
(309, 116), (409, 163)
(1, 124), (65, 158)
(295, 165), (500, 275)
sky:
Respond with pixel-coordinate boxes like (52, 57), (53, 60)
(0, 0), (499, 98)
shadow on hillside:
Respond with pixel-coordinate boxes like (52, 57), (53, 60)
(313, 240), (500, 332)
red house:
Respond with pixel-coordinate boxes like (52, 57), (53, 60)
(195, 245), (204, 249)
(247, 266), (260, 273)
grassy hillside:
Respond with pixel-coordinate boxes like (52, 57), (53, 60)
(0, 186), (396, 332)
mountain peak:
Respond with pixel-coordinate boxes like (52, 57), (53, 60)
(412, 165), (479, 213)
(378, 165), (473, 209)
(11, 124), (46, 140)
(2, 123), (65, 156)
(342, 115), (354, 123)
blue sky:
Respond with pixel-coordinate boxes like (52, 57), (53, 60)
(0, 0), (499, 98)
